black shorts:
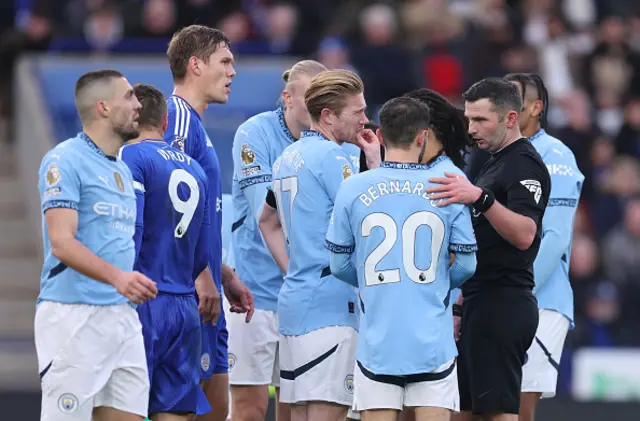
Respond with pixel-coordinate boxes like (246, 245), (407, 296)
(458, 290), (539, 415)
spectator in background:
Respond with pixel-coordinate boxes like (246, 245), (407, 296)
(614, 97), (640, 158)
(316, 37), (356, 72)
(602, 196), (640, 284)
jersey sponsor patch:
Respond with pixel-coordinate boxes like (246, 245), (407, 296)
(241, 143), (256, 165)
(171, 136), (185, 152)
(342, 163), (353, 180)
(520, 179), (542, 204)
(241, 165), (261, 177)
(45, 163), (61, 187)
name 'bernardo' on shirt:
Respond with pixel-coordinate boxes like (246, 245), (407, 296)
(359, 180), (441, 207)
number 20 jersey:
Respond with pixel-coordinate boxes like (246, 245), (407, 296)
(120, 141), (210, 294)
(326, 157), (477, 375)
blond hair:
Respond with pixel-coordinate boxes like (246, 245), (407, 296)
(305, 70), (364, 122)
(282, 60), (327, 84)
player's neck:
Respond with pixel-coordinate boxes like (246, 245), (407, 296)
(495, 128), (524, 153)
(283, 108), (303, 139)
(385, 149), (420, 164)
(128, 129), (165, 145)
(83, 125), (123, 157)
(310, 122), (341, 144)
(521, 122), (541, 139)
(173, 84), (207, 116)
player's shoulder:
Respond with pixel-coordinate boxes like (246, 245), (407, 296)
(430, 156), (466, 178)
(507, 139), (548, 174)
(40, 136), (83, 170)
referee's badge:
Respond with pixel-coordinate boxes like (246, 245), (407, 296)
(241, 143), (256, 165)
(520, 179), (542, 204)
(57, 393), (78, 413)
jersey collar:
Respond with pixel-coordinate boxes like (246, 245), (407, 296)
(301, 129), (332, 142)
(79, 132), (117, 161)
(170, 94), (201, 121)
(528, 129), (546, 143)
(381, 155), (449, 170)
(277, 107), (298, 143)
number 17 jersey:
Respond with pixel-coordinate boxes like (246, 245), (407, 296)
(120, 140), (210, 294)
(326, 157), (477, 375)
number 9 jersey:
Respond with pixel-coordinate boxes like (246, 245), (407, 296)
(119, 140), (210, 294)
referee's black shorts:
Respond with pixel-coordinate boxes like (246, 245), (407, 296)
(458, 289), (539, 414)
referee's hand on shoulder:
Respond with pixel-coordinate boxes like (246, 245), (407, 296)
(113, 271), (158, 304)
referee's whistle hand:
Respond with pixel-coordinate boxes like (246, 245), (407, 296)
(426, 172), (482, 207)
(114, 271), (158, 304)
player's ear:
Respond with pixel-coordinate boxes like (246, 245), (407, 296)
(189, 56), (201, 77)
(376, 128), (385, 147)
(162, 113), (169, 132)
(96, 101), (109, 118)
(281, 89), (292, 109)
(531, 99), (543, 119)
(320, 107), (333, 125)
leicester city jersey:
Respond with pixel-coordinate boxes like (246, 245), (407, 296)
(273, 130), (359, 335)
(38, 133), (137, 306)
(120, 140), (210, 294)
(165, 95), (223, 293)
(326, 157), (477, 375)
(529, 129), (584, 326)
(231, 108), (296, 311)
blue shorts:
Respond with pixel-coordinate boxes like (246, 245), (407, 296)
(138, 294), (201, 414)
(200, 305), (228, 380)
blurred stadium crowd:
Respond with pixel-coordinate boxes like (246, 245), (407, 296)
(1, 0), (639, 398)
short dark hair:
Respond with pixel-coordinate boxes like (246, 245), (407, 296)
(378, 97), (431, 149)
(462, 77), (522, 116)
(504, 73), (550, 129)
(133, 83), (167, 130)
(167, 25), (230, 82)
(404, 88), (473, 170)
(74, 69), (124, 122)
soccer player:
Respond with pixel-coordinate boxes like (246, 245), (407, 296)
(259, 69), (381, 421)
(164, 25), (254, 421)
(119, 83), (220, 420)
(427, 78), (551, 421)
(326, 96), (477, 421)
(230, 59), (327, 421)
(35, 69), (158, 421)
(504, 73), (584, 421)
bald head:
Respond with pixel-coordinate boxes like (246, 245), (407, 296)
(74, 69), (125, 123)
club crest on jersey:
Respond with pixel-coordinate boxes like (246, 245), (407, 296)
(58, 393), (78, 413)
(228, 353), (237, 371)
(344, 374), (354, 394)
(520, 179), (542, 204)
(241, 143), (256, 165)
(342, 163), (353, 180)
(171, 136), (185, 152)
(45, 163), (61, 187)
(201, 353), (211, 372)
(113, 172), (125, 193)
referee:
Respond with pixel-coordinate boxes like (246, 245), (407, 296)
(426, 78), (550, 421)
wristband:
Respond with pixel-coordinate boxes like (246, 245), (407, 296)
(472, 188), (495, 213)
(452, 303), (462, 317)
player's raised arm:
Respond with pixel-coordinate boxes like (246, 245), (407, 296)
(325, 182), (357, 287)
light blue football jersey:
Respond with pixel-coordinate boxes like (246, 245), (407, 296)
(231, 108), (296, 311)
(326, 157), (477, 375)
(273, 130), (359, 335)
(119, 140), (210, 295)
(529, 129), (584, 326)
(221, 194), (235, 268)
(38, 133), (137, 306)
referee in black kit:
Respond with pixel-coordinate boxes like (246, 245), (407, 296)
(426, 78), (550, 421)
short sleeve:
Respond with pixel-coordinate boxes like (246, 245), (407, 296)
(39, 152), (81, 213)
(449, 206), (478, 253)
(545, 151), (584, 208)
(233, 122), (273, 190)
(319, 147), (355, 203)
(504, 156), (550, 224)
(325, 181), (355, 253)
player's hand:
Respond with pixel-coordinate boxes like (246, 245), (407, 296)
(426, 172), (483, 207)
(113, 271), (157, 305)
(224, 272), (255, 323)
(195, 275), (221, 325)
(356, 128), (381, 170)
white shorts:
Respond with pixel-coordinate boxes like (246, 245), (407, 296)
(353, 358), (459, 411)
(228, 308), (280, 387)
(521, 309), (570, 398)
(35, 301), (149, 421)
(279, 326), (357, 406)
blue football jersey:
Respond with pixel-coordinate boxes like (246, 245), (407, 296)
(326, 157), (477, 375)
(529, 129), (584, 326)
(119, 140), (210, 294)
(231, 108), (296, 311)
(272, 130), (359, 335)
(38, 133), (137, 306)
(165, 95), (223, 292)
(221, 194), (234, 268)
